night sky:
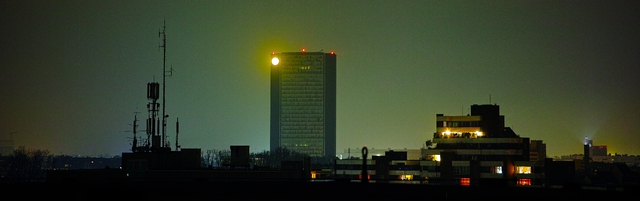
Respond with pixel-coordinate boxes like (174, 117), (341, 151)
(2, 0), (639, 157)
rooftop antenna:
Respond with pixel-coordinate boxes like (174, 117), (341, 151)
(147, 82), (160, 151)
(159, 18), (174, 150)
(131, 113), (139, 152)
(175, 117), (180, 151)
(132, 105), (140, 152)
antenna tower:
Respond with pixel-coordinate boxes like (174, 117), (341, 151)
(175, 117), (180, 151)
(132, 111), (139, 152)
(147, 82), (160, 150)
(159, 19), (173, 150)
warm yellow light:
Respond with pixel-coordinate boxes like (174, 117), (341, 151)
(271, 57), (279, 65)
(475, 131), (483, 136)
(516, 166), (532, 174)
(400, 175), (413, 180)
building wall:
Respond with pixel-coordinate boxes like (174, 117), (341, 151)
(591, 145), (607, 157)
(335, 156), (546, 186)
(420, 104), (535, 186)
(122, 149), (201, 172)
(530, 140), (547, 162)
(338, 148), (422, 160)
(270, 52), (336, 158)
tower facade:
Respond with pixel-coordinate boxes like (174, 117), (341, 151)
(270, 51), (336, 158)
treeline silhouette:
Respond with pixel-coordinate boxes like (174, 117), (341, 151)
(201, 147), (334, 169)
(0, 146), (53, 183)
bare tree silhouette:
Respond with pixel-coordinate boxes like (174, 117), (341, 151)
(6, 146), (53, 182)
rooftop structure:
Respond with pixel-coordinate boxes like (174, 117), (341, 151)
(426, 104), (530, 161)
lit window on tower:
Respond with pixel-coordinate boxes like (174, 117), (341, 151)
(517, 178), (532, 186)
(426, 154), (441, 161)
(460, 178), (470, 186)
(493, 166), (503, 174)
(516, 166), (532, 174)
(400, 175), (414, 180)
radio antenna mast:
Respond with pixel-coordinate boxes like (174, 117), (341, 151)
(159, 18), (173, 150)
(175, 117), (180, 151)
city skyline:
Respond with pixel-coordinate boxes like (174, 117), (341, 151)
(1, 1), (639, 157)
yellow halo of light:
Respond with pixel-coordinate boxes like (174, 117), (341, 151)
(271, 57), (279, 65)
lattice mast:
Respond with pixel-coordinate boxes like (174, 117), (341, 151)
(159, 19), (173, 149)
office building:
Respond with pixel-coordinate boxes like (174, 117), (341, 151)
(591, 145), (607, 157)
(421, 104), (538, 186)
(270, 50), (336, 158)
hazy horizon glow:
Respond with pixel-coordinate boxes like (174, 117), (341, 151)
(1, 0), (639, 157)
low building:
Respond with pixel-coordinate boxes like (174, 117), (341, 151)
(337, 147), (421, 160)
(420, 104), (536, 186)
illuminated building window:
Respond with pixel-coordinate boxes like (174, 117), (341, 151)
(311, 172), (317, 179)
(460, 178), (470, 186)
(400, 175), (413, 180)
(358, 174), (371, 180)
(516, 166), (532, 174)
(493, 166), (502, 174)
(517, 178), (531, 186)
(426, 154), (441, 161)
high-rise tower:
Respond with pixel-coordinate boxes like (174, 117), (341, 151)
(270, 50), (336, 158)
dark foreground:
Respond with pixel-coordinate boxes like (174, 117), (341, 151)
(2, 180), (636, 200)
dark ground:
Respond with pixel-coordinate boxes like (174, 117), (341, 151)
(2, 180), (636, 201)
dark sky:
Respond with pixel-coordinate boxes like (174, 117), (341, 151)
(1, 0), (639, 157)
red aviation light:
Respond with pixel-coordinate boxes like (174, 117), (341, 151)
(302, 48), (306, 52)
(272, 52), (275, 55)
(330, 51), (334, 55)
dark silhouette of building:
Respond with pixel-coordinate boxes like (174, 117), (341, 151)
(52, 155), (121, 170)
(544, 158), (578, 188)
(530, 140), (546, 162)
(226, 145), (250, 169)
(422, 104), (535, 186)
(270, 50), (336, 158)
(591, 145), (607, 157)
(583, 137), (593, 175)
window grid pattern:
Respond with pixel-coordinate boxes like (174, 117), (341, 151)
(279, 54), (326, 156)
